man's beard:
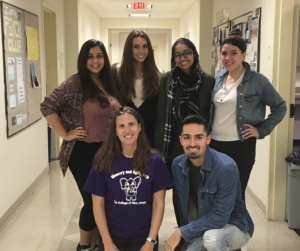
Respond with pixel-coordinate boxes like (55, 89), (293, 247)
(187, 146), (201, 159)
(188, 152), (201, 159)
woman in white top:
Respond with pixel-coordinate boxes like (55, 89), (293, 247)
(209, 29), (286, 201)
(111, 30), (163, 147)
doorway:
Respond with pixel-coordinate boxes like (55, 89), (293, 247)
(43, 7), (59, 161)
(294, 9), (300, 151)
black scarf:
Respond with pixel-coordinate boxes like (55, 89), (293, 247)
(163, 48), (205, 155)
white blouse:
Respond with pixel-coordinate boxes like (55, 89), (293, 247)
(211, 70), (245, 141)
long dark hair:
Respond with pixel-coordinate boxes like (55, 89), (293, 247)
(94, 106), (155, 176)
(119, 30), (160, 103)
(77, 39), (121, 107)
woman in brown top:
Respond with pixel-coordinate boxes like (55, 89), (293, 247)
(40, 39), (121, 251)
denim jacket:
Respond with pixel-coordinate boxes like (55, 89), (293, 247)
(172, 147), (254, 249)
(209, 62), (287, 140)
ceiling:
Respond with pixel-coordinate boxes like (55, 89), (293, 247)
(81, 0), (195, 18)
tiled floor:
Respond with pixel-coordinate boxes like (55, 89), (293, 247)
(0, 160), (300, 250)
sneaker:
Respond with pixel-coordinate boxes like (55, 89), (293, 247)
(77, 243), (91, 251)
(90, 244), (98, 251)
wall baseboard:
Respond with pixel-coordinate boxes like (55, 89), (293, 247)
(0, 166), (49, 231)
(246, 186), (267, 218)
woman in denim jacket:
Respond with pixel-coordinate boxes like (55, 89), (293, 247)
(209, 29), (286, 201)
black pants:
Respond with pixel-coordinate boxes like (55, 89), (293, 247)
(68, 140), (102, 231)
(98, 236), (158, 251)
(209, 138), (256, 201)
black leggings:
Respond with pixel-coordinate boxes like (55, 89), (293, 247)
(209, 138), (256, 201)
(68, 140), (102, 231)
(98, 236), (159, 251)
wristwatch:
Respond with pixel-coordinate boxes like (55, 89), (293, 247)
(146, 237), (157, 244)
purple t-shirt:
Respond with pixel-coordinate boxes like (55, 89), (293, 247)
(84, 152), (173, 239)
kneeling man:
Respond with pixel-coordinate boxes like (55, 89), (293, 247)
(165, 115), (253, 251)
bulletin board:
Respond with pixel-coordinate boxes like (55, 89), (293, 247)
(230, 8), (261, 72)
(211, 7), (261, 77)
(211, 21), (231, 77)
(1, 1), (42, 137)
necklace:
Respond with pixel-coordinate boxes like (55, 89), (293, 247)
(220, 80), (235, 102)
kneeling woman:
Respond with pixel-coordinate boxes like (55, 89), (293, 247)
(84, 107), (172, 251)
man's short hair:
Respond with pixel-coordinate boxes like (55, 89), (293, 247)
(180, 115), (210, 135)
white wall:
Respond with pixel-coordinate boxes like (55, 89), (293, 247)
(78, 1), (101, 47)
(0, 0), (48, 227)
(199, 0), (213, 73)
(100, 18), (180, 60)
(179, 1), (200, 53)
(118, 32), (130, 64)
(111, 32), (120, 65)
(158, 33), (170, 72)
(43, 0), (67, 84)
(166, 29), (172, 71)
(64, 0), (79, 78)
(212, 0), (276, 214)
(297, 9), (300, 68)
(64, 0), (101, 77)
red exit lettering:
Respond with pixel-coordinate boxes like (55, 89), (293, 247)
(132, 2), (146, 10)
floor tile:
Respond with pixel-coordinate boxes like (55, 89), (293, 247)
(0, 160), (299, 251)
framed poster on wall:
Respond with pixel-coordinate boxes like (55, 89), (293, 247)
(211, 8), (261, 77)
(1, 1), (42, 137)
(211, 21), (231, 77)
(231, 8), (261, 72)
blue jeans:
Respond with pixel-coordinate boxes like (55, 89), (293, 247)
(186, 224), (250, 251)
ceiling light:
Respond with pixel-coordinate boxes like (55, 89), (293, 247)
(129, 14), (150, 17)
(127, 4), (153, 8)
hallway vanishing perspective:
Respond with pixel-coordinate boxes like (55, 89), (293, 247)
(0, 0), (299, 250)
(0, 161), (299, 251)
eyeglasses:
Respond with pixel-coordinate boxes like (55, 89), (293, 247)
(173, 51), (193, 59)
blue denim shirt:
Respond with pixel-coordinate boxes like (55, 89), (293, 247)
(209, 62), (287, 140)
(172, 147), (254, 249)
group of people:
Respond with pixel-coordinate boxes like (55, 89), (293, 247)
(40, 29), (287, 251)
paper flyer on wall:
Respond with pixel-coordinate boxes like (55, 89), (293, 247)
(26, 26), (39, 60)
(9, 94), (16, 109)
(246, 15), (252, 44)
(30, 63), (40, 88)
(16, 57), (25, 104)
(17, 81), (25, 104)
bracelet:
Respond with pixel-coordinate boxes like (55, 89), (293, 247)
(146, 237), (157, 245)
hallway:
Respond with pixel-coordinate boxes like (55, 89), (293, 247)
(0, 161), (299, 251)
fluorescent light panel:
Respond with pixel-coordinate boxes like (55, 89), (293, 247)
(127, 5), (152, 8)
(129, 14), (150, 17)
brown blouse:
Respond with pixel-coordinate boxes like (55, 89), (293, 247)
(40, 74), (120, 176)
(79, 98), (120, 143)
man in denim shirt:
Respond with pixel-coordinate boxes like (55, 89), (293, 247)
(165, 115), (254, 251)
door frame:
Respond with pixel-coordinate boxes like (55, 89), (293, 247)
(267, 0), (299, 220)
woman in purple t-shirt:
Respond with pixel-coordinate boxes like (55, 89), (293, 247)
(84, 107), (172, 251)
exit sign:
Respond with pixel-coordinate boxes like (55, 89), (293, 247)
(131, 2), (147, 10)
